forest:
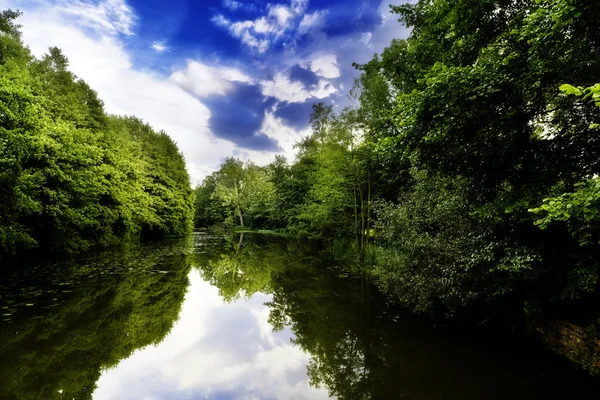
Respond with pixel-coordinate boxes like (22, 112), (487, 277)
(2, 0), (600, 361)
(0, 10), (194, 256)
(195, 0), (600, 331)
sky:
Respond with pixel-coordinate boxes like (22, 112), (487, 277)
(94, 269), (331, 400)
(3, 0), (410, 184)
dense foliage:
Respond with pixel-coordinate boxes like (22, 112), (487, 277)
(195, 0), (600, 325)
(0, 10), (193, 256)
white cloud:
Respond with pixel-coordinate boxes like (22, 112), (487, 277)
(307, 54), (340, 79)
(212, 0), (309, 53)
(269, 5), (293, 27)
(169, 60), (252, 98)
(211, 13), (230, 28)
(361, 32), (373, 47)
(6, 0), (412, 184)
(53, 0), (136, 36)
(151, 40), (169, 53)
(7, 0), (237, 185)
(298, 10), (327, 34)
(261, 72), (337, 103)
(260, 111), (311, 162)
(290, 0), (309, 14)
(93, 270), (330, 400)
(287, 0), (411, 114)
(222, 0), (257, 13)
(218, 110), (312, 170)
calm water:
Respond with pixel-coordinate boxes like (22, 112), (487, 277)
(1, 233), (599, 400)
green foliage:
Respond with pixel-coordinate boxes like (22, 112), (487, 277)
(352, 0), (600, 318)
(0, 10), (193, 255)
(530, 83), (600, 246)
(531, 178), (600, 245)
(195, 103), (374, 241)
(373, 171), (542, 315)
(185, 0), (600, 325)
(193, 158), (275, 229)
(194, 172), (228, 228)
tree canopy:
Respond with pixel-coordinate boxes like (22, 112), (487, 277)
(194, 0), (600, 332)
(0, 10), (193, 256)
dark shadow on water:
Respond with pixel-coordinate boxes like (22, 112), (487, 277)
(1, 233), (599, 399)
(197, 233), (600, 400)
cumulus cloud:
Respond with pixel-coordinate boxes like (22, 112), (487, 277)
(7, 0), (413, 184)
(361, 32), (373, 47)
(169, 61), (279, 151)
(169, 60), (252, 98)
(307, 54), (340, 79)
(6, 0), (237, 185)
(298, 10), (328, 34)
(254, 111), (312, 164)
(212, 0), (309, 53)
(261, 71), (337, 103)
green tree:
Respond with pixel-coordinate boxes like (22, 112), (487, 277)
(348, 0), (600, 317)
(193, 171), (228, 228)
(214, 158), (250, 227)
(0, 9), (193, 256)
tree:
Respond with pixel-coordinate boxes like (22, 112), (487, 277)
(0, 10), (194, 256)
(194, 172), (228, 228)
(214, 158), (249, 227)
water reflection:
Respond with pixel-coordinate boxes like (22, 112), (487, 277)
(195, 234), (600, 400)
(0, 240), (192, 400)
(94, 269), (329, 400)
(1, 233), (599, 400)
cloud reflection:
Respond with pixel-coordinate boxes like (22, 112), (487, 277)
(93, 270), (330, 400)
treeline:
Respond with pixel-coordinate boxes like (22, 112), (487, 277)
(196, 0), (600, 322)
(0, 10), (193, 255)
(195, 103), (376, 241)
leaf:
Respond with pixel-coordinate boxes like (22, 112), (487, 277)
(559, 84), (582, 96)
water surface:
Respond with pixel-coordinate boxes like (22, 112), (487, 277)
(1, 233), (599, 399)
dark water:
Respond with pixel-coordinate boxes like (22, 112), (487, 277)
(1, 233), (599, 400)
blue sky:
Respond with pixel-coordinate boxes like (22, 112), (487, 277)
(6, 0), (410, 183)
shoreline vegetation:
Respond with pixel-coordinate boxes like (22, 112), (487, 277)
(2, 0), (600, 377)
(193, 0), (600, 373)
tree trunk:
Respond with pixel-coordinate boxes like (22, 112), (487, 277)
(366, 168), (371, 246)
(358, 187), (365, 249)
(237, 206), (244, 227)
(354, 185), (359, 241)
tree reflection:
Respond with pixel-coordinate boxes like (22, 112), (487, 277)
(0, 240), (192, 400)
(193, 233), (287, 301)
(197, 235), (600, 400)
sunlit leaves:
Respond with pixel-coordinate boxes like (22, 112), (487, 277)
(0, 10), (193, 255)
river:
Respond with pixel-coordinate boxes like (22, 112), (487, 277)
(0, 233), (599, 399)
